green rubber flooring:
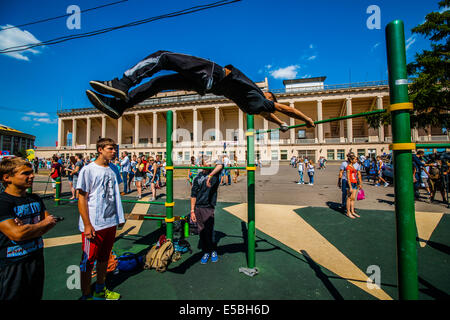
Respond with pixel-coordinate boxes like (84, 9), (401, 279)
(40, 198), (450, 300)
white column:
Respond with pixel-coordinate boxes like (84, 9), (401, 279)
(193, 108), (198, 146)
(317, 99), (324, 143)
(346, 98), (353, 143)
(215, 106), (220, 145)
(86, 117), (91, 147)
(238, 109), (244, 145)
(289, 101), (295, 144)
(117, 117), (122, 145)
(339, 121), (345, 142)
(264, 118), (269, 144)
(57, 118), (63, 149)
(377, 96), (384, 142)
(153, 112), (158, 147)
(134, 113), (140, 147)
(173, 110), (177, 143)
(101, 116), (106, 138)
(72, 118), (77, 147)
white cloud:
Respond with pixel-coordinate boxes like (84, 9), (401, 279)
(439, 6), (449, 14)
(21, 116), (31, 121)
(33, 118), (56, 124)
(309, 44), (314, 49)
(265, 64), (272, 69)
(270, 65), (300, 79)
(406, 35), (417, 51)
(307, 55), (317, 61)
(301, 74), (312, 79)
(0, 24), (43, 61)
(26, 111), (49, 117)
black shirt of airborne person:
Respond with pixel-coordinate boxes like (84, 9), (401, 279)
(212, 64), (276, 115)
(191, 170), (222, 209)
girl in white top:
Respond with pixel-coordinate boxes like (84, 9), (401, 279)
(307, 160), (315, 185)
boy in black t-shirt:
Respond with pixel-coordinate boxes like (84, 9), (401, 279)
(190, 157), (223, 264)
(0, 158), (57, 300)
(86, 50), (315, 132)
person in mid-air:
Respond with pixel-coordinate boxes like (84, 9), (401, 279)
(86, 50), (315, 132)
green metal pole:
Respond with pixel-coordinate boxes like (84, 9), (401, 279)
(55, 177), (61, 206)
(247, 114), (256, 269)
(416, 143), (450, 149)
(386, 20), (419, 300)
(166, 110), (174, 240)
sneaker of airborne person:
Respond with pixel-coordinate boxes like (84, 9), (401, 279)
(93, 287), (121, 300)
(384, 182), (389, 187)
(86, 90), (126, 119)
(89, 78), (129, 101)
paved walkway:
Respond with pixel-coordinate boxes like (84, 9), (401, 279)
(33, 163), (450, 213)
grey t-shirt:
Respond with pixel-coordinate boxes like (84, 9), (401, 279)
(73, 160), (84, 176)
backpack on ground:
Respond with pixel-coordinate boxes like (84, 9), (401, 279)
(144, 236), (174, 272)
(91, 250), (119, 278)
(174, 239), (192, 254)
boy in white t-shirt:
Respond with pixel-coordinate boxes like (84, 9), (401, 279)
(76, 138), (125, 300)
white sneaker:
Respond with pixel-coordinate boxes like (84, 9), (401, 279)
(384, 183), (389, 187)
(297, 182), (302, 184)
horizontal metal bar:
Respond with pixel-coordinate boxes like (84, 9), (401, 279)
(120, 199), (166, 205)
(415, 143), (450, 149)
(256, 109), (388, 134)
(173, 166), (247, 170)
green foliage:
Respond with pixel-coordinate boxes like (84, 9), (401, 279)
(368, 0), (449, 130)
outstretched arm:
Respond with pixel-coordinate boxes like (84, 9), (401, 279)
(273, 102), (315, 128)
(260, 112), (284, 126)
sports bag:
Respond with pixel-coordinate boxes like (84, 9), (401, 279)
(117, 252), (143, 272)
(144, 238), (174, 272)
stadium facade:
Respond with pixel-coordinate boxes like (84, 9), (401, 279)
(36, 77), (448, 162)
(0, 124), (35, 156)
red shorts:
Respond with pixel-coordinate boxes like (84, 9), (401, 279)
(80, 226), (116, 272)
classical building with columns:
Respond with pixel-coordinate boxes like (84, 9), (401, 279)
(36, 77), (448, 163)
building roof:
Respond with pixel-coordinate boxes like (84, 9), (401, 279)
(0, 124), (35, 139)
(283, 76), (327, 86)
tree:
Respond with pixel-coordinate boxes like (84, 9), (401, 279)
(367, 0), (449, 132)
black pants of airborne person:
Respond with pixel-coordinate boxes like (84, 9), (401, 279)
(123, 50), (226, 106)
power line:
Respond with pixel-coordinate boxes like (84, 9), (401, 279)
(0, 0), (242, 54)
(0, 0), (129, 32)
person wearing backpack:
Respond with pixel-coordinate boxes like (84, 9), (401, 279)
(190, 157), (223, 264)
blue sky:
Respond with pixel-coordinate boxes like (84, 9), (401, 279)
(0, 0), (444, 147)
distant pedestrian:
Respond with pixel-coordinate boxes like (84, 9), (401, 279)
(346, 154), (360, 219)
(307, 160), (315, 185)
(297, 157), (305, 184)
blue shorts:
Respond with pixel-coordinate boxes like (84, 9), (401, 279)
(351, 183), (358, 190)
